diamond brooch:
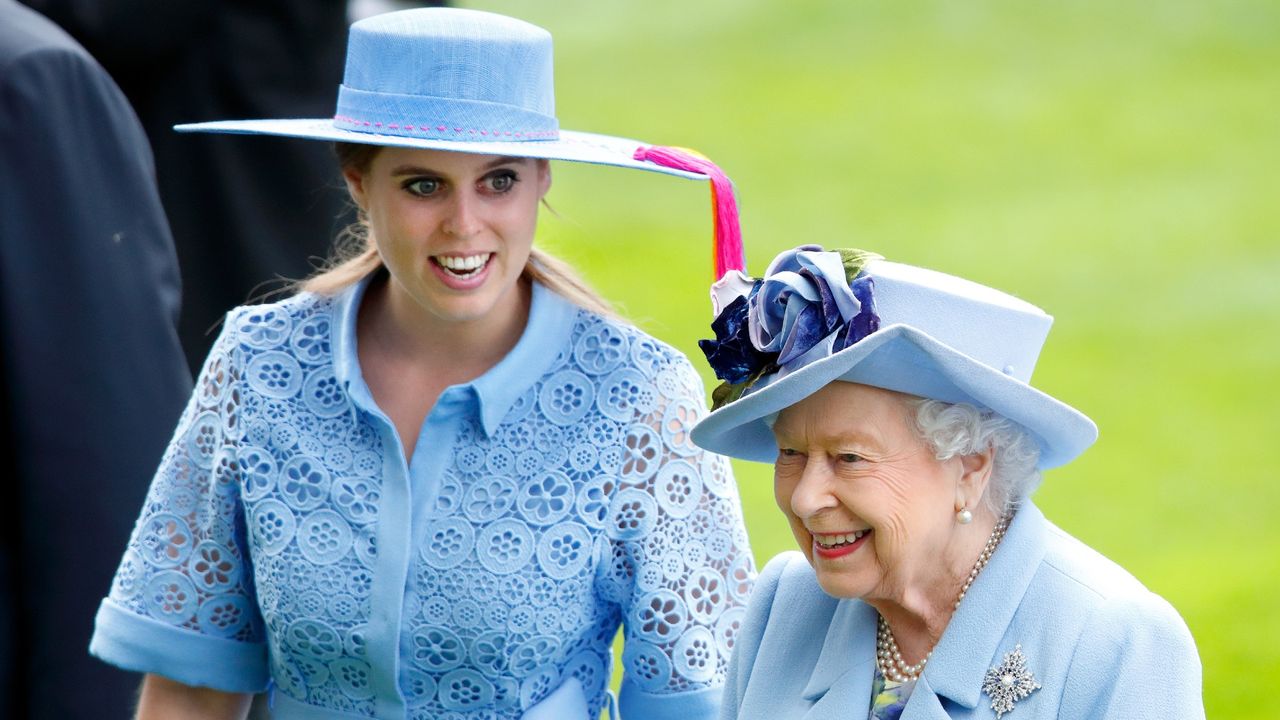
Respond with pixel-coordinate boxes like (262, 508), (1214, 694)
(981, 644), (1041, 718)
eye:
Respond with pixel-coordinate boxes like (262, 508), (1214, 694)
(836, 453), (864, 464)
(777, 448), (803, 459)
(403, 177), (442, 197)
(483, 170), (519, 194)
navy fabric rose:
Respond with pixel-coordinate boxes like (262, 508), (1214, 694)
(699, 290), (776, 385)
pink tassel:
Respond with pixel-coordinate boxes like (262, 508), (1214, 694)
(634, 146), (746, 280)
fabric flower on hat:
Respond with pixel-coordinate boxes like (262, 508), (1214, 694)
(699, 292), (774, 386)
(749, 245), (881, 367)
(699, 245), (882, 410)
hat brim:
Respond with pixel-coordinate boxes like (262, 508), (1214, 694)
(690, 324), (1097, 470)
(174, 120), (707, 180)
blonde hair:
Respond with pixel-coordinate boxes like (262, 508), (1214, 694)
(299, 143), (616, 318)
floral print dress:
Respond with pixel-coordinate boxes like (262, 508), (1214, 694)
(868, 669), (914, 720)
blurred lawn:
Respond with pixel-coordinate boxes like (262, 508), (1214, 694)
(463, 1), (1278, 716)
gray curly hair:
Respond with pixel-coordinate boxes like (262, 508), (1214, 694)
(909, 399), (1042, 515)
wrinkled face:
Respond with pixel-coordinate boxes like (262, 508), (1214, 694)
(343, 147), (551, 327)
(772, 382), (964, 601)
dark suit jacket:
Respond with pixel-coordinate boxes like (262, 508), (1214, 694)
(0, 2), (192, 717)
(22, 0), (354, 373)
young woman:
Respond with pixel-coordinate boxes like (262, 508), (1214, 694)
(89, 9), (753, 720)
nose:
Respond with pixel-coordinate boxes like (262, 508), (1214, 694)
(787, 456), (839, 520)
(442, 189), (483, 238)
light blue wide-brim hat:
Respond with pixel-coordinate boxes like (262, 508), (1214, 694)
(690, 247), (1098, 470)
(174, 8), (705, 181)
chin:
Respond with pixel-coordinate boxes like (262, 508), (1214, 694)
(814, 573), (868, 600)
(435, 297), (500, 323)
(421, 282), (510, 322)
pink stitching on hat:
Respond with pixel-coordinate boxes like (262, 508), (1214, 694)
(332, 115), (558, 139)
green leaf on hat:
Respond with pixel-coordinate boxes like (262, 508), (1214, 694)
(709, 363), (776, 411)
(838, 248), (884, 284)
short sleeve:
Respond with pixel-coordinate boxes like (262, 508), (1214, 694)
(1059, 591), (1205, 719)
(90, 309), (269, 692)
(602, 346), (756, 720)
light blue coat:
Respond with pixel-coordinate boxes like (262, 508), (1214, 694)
(722, 502), (1204, 719)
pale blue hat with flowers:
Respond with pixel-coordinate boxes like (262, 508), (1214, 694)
(690, 245), (1098, 469)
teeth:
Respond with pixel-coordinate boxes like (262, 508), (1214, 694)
(814, 529), (868, 548)
(436, 253), (491, 277)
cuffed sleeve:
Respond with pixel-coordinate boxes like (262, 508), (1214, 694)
(89, 308), (268, 692)
(619, 678), (721, 719)
(90, 597), (268, 692)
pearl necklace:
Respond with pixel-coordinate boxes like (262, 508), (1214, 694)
(875, 512), (1011, 683)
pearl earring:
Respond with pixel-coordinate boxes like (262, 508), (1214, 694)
(956, 507), (973, 525)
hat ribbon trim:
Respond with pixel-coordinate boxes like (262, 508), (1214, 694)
(334, 84), (559, 141)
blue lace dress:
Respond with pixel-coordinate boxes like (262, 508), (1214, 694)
(90, 278), (755, 720)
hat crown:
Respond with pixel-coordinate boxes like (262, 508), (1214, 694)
(334, 8), (560, 141)
(344, 9), (554, 116)
(866, 260), (1051, 383)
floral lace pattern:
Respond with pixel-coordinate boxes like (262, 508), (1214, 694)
(107, 285), (754, 718)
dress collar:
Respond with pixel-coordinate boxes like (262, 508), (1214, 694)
(798, 502), (1048, 713)
(330, 274), (580, 436)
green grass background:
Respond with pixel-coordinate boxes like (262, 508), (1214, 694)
(461, 2), (1278, 716)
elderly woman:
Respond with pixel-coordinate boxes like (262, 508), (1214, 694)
(691, 246), (1204, 719)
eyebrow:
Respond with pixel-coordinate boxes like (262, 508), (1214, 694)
(773, 425), (885, 451)
(389, 156), (532, 176)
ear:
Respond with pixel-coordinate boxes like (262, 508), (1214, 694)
(955, 444), (995, 514)
(342, 166), (368, 212)
(536, 159), (552, 198)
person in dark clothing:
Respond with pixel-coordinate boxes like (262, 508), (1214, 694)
(21, 0), (355, 374)
(0, 2), (193, 717)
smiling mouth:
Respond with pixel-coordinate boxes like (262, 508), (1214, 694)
(432, 253), (492, 280)
(813, 529), (870, 549)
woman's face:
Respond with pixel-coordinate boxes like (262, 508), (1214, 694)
(343, 147), (551, 328)
(772, 382), (968, 601)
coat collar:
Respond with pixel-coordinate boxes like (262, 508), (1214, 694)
(797, 502), (1048, 714)
(925, 502), (1047, 709)
(330, 274), (579, 436)
(800, 599), (877, 717)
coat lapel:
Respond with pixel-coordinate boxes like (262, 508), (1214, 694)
(900, 676), (960, 720)
(911, 503), (1049, 714)
(800, 599), (877, 720)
